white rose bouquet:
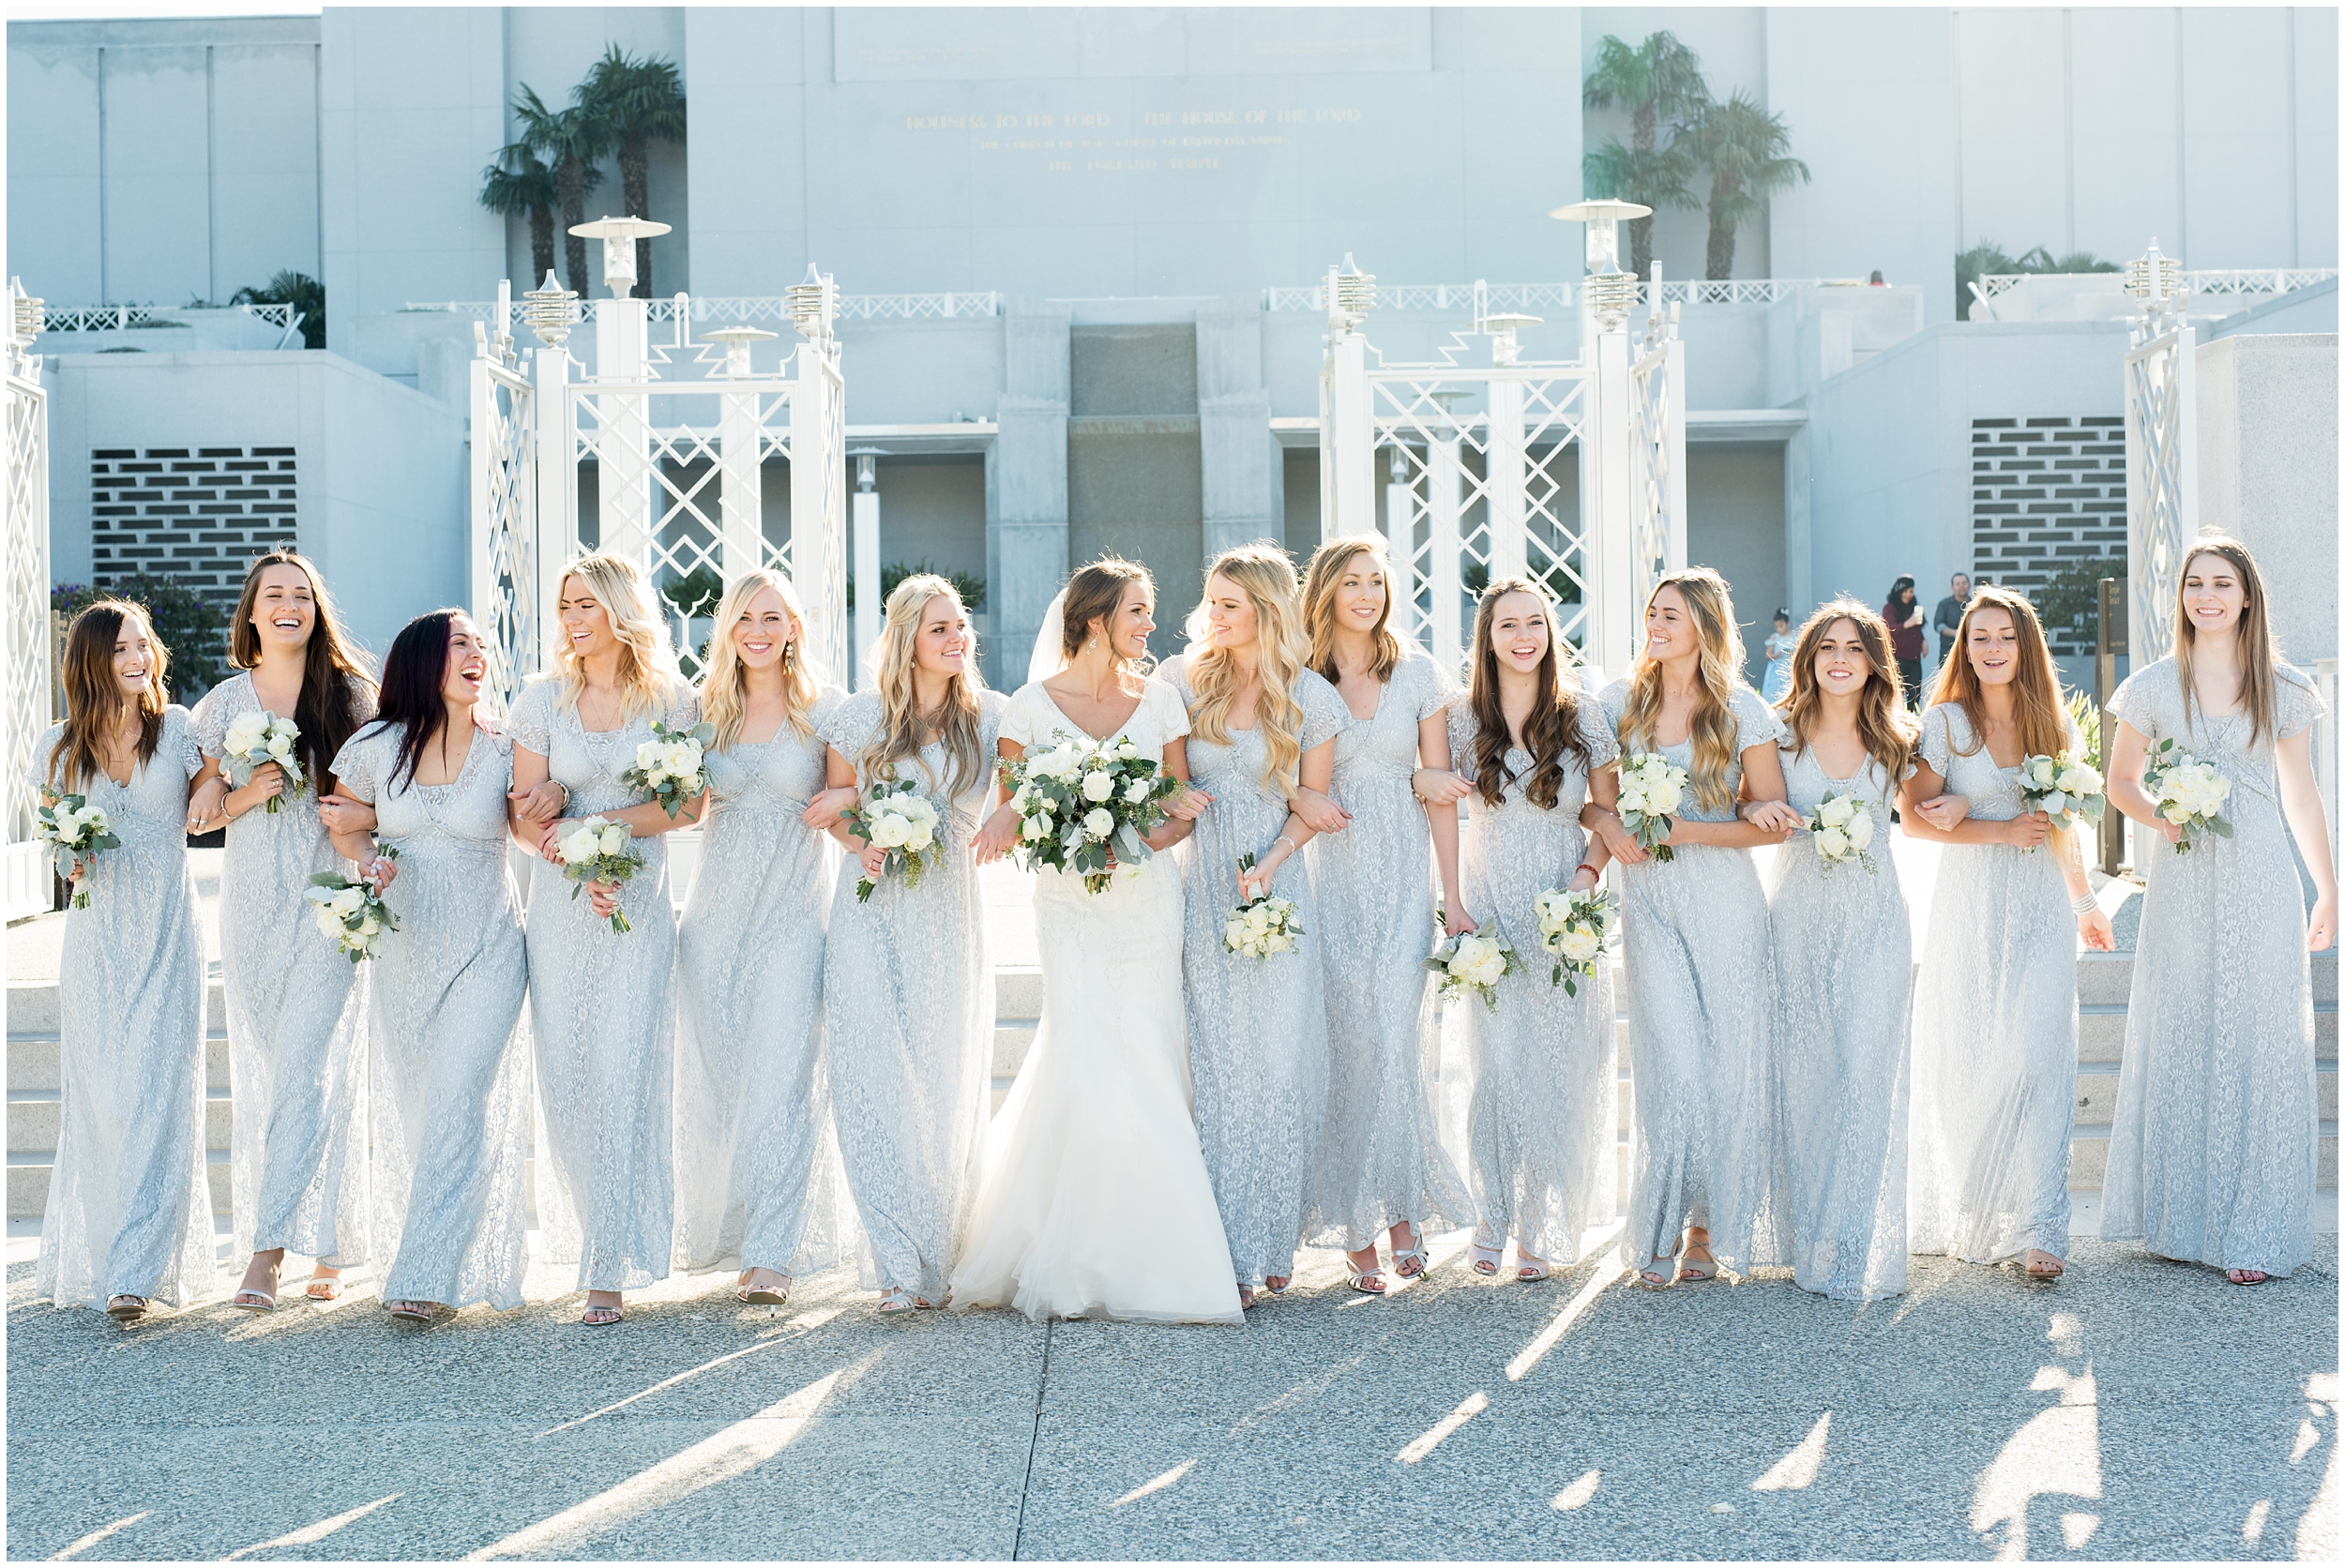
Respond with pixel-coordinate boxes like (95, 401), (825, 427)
(2141, 737), (2232, 854)
(1533, 885), (1616, 997)
(1423, 927), (1520, 1013)
(996, 731), (1186, 894)
(1223, 852), (1303, 960)
(841, 777), (943, 902)
(220, 709), (304, 814)
(304, 845), (400, 961)
(1805, 788), (1880, 874)
(2018, 747), (2105, 849)
(1616, 752), (1689, 864)
(622, 718), (715, 820)
(556, 816), (647, 933)
(35, 793), (121, 910)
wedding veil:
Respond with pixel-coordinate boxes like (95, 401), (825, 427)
(1026, 590), (1069, 686)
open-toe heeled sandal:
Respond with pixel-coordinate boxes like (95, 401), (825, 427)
(303, 1275), (343, 1303)
(1517, 1253), (1552, 1283)
(580, 1303), (624, 1326)
(875, 1287), (917, 1316)
(2227, 1268), (2270, 1287)
(106, 1295), (150, 1321)
(2023, 1251), (2065, 1280)
(386, 1299), (439, 1325)
(1636, 1251), (1680, 1289)
(1392, 1245), (1430, 1279)
(1467, 1240), (1505, 1277)
(737, 1272), (791, 1306)
(1345, 1258), (1386, 1295)
(1677, 1245), (1717, 1283)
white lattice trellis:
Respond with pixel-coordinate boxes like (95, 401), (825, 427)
(1626, 309), (1688, 632)
(2123, 245), (2199, 662)
(5, 279), (51, 918)
(468, 306), (537, 716)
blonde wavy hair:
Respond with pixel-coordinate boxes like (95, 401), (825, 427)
(1302, 533), (1404, 685)
(861, 574), (987, 798)
(1618, 566), (1748, 815)
(553, 553), (681, 723)
(697, 569), (823, 749)
(1183, 542), (1311, 792)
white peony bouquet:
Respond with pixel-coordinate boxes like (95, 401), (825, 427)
(305, 845), (400, 961)
(841, 777), (943, 902)
(996, 731), (1186, 894)
(1616, 752), (1689, 864)
(1223, 852), (1304, 960)
(1424, 927), (1520, 1013)
(622, 718), (715, 820)
(2141, 737), (2232, 854)
(2018, 747), (2105, 849)
(1533, 885), (1616, 997)
(556, 816), (647, 933)
(220, 709), (304, 813)
(1805, 788), (1880, 874)
(35, 793), (120, 910)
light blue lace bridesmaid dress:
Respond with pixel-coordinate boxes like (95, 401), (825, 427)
(507, 676), (699, 1293)
(31, 712), (213, 1309)
(673, 686), (860, 1281)
(331, 719), (533, 1310)
(1764, 743), (1913, 1300)
(1908, 702), (2082, 1264)
(1307, 650), (1473, 1250)
(1161, 655), (1350, 1289)
(1445, 701), (1621, 1267)
(819, 689), (1006, 1303)
(191, 672), (374, 1272)
(1598, 679), (1789, 1279)
(2104, 658), (2327, 1277)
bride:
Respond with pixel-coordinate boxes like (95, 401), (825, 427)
(954, 557), (1244, 1325)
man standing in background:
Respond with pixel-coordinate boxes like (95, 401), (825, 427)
(1933, 571), (1972, 675)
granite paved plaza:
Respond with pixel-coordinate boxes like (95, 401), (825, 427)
(4, 1224), (2336, 1561)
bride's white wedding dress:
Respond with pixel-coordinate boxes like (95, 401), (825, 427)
(948, 675), (1245, 1325)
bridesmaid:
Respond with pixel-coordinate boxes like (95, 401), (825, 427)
(31, 602), (212, 1319)
(1298, 534), (1472, 1292)
(188, 550), (379, 1311)
(508, 553), (701, 1326)
(325, 611), (535, 1323)
(2103, 537), (2337, 1285)
(1763, 600), (1920, 1302)
(1900, 586), (2114, 1280)
(1442, 580), (1620, 1283)
(673, 569), (857, 1306)
(1584, 566), (1798, 1289)
(1163, 542), (1352, 1307)
(819, 575), (1005, 1314)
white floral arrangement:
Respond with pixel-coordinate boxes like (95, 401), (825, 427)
(622, 718), (715, 820)
(1616, 752), (1689, 864)
(1806, 788), (1879, 874)
(2141, 738), (2232, 854)
(35, 793), (119, 910)
(557, 816), (647, 933)
(1533, 885), (1616, 997)
(1424, 927), (1520, 1012)
(221, 709), (304, 814)
(997, 731), (1185, 894)
(2018, 747), (2105, 847)
(1223, 852), (1303, 960)
(842, 777), (943, 902)
(305, 845), (401, 961)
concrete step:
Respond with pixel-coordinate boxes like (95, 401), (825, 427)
(7, 977), (226, 1036)
(8, 1033), (231, 1094)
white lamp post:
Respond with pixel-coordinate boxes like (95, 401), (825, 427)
(1321, 252), (1378, 542)
(570, 216), (673, 562)
(847, 447), (888, 686)
(1552, 199), (1651, 677)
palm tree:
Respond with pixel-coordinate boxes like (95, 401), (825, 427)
(229, 270), (325, 349)
(513, 84), (611, 296)
(576, 47), (688, 298)
(1581, 31), (1712, 279)
(1680, 91), (1810, 281)
(479, 140), (559, 286)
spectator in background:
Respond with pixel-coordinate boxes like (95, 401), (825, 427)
(1933, 572), (1972, 665)
(1762, 609), (1795, 702)
(1883, 575), (1926, 707)
(1868, 271), (1886, 286)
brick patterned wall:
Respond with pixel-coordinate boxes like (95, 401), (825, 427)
(1969, 415), (2126, 655)
(89, 445), (299, 607)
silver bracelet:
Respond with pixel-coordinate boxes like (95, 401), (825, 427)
(1274, 835), (1297, 856)
(2069, 890), (2098, 916)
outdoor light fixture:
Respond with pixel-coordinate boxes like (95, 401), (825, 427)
(1551, 199), (1652, 333)
(848, 447), (889, 491)
(788, 264), (839, 340)
(522, 271), (580, 349)
(702, 324), (779, 379)
(10, 278), (44, 341)
(2126, 240), (2183, 306)
(1331, 253), (1377, 320)
(570, 216), (673, 297)
(1482, 311), (1541, 367)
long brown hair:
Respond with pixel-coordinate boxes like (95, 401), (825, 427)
(1182, 542), (1311, 792)
(1617, 566), (1747, 814)
(1059, 555), (1156, 673)
(697, 569), (823, 748)
(1926, 584), (2068, 760)
(227, 548), (376, 788)
(48, 601), (168, 794)
(1302, 534), (1402, 685)
(1775, 598), (1919, 782)
(2171, 535), (2282, 749)
(1466, 578), (1592, 809)
(861, 574), (987, 798)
